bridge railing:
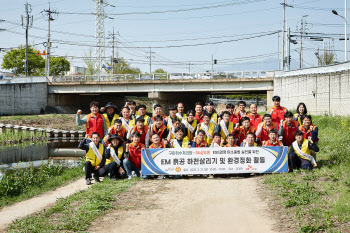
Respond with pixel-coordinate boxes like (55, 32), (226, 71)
(50, 71), (272, 83)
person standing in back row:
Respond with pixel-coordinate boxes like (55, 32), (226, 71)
(267, 96), (287, 129)
(76, 101), (106, 138)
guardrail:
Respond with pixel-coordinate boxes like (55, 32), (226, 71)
(50, 71), (272, 83)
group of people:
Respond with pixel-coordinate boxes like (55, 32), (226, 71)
(77, 96), (319, 185)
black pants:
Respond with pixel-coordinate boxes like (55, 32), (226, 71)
(288, 153), (312, 172)
(99, 162), (126, 179)
(85, 161), (100, 179)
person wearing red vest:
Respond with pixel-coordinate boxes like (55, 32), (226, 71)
(103, 119), (127, 146)
(240, 132), (258, 147)
(191, 130), (208, 147)
(127, 117), (149, 145)
(256, 114), (279, 145)
(299, 115), (319, 142)
(194, 102), (204, 123)
(76, 101), (106, 138)
(248, 104), (262, 130)
(149, 133), (166, 148)
(263, 130), (283, 147)
(235, 116), (256, 145)
(123, 132), (147, 179)
(236, 101), (248, 125)
(278, 111), (299, 146)
(145, 115), (168, 148)
(225, 103), (239, 125)
(267, 96), (287, 129)
(224, 134), (238, 147)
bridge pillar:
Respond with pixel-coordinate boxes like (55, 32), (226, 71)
(266, 90), (274, 109)
(148, 92), (208, 116)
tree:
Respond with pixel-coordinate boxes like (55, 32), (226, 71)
(317, 50), (335, 66)
(154, 68), (167, 73)
(1, 45), (45, 76)
(82, 49), (96, 75)
(50, 57), (70, 75)
(110, 57), (141, 74)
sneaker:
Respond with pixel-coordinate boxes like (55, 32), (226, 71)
(86, 178), (91, 185)
(93, 174), (100, 182)
(128, 175), (133, 180)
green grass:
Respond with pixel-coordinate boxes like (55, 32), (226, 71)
(0, 161), (84, 208)
(264, 115), (350, 232)
(7, 178), (138, 232)
(0, 130), (48, 144)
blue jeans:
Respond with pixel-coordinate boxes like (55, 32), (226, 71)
(123, 159), (147, 179)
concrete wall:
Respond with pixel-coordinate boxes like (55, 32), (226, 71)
(0, 78), (48, 115)
(274, 62), (350, 115)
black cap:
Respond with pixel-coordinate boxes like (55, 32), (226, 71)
(108, 134), (124, 144)
(105, 102), (119, 112)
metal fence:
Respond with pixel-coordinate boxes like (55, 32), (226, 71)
(50, 71), (271, 83)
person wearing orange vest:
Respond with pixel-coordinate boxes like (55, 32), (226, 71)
(236, 101), (249, 125)
(240, 132), (258, 147)
(103, 119), (127, 146)
(267, 96), (287, 129)
(248, 104), (262, 130)
(194, 102), (204, 123)
(225, 103), (239, 125)
(299, 115), (319, 142)
(127, 117), (149, 145)
(191, 130), (208, 147)
(263, 130), (283, 147)
(145, 115), (168, 148)
(256, 114), (279, 145)
(151, 104), (167, 123)
(78, 132), (106, 185)
(225, 134), (239, 147)
(288, 130), (319, 172)
(278, 111), (299, 146)
(149, 133), (166, 148)
(76, 101), (106, 138)
(123, 132), (147, 179)
(235, 116), (256, 145)
(214, 111), (238, 145)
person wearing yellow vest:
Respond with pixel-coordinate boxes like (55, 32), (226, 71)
(125, 100), (138, 119)
(214, 111), (239, 144)
(293, 102), (308, 125)
(100, 102), (119, 129)
(288, 130), (319, 172)
(182, 110), (197, 142)
(76, 101), (107, 138)
(129, 104), (152, 127)
(240, 132), (258, 147)
(100, 134), (125, 180)
(167, 118), (188, 141)
(204, 100), (218, 125)
(170, 127), (191, 148)
(177, 102), (187, 120)
(196, 113), (215, 145)
(165, 105), (182, 130)
(120, 106), (132, 134)
(78, 132), (106, 185)
(225, 134), (238, 147)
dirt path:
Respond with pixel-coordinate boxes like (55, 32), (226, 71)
(0, 177), (88, 232)
(90, 177), (280, 233)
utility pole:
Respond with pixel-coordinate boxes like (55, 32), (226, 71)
(188, 61), (191, 73)
(108, 27), (118, 75)
(299, 18), (304, 69)
(280, 0), (293, 70)
(211, 55), (214, 73)
(22, 3), (33, 76)
(286, 27), (290, 71)
(346, 0), (348, 61)
(146, 47), (155, 74)
(43, 4), (57, 77)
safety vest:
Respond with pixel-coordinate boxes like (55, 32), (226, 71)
(292, 139), (312, 161)
(129, 115), (150, 127)
(86, 113), (104, 138)
(220, 121), (234, 140)
(128, 143), (144, 168)
(152, 124), (167, 139)
(236, 126), (256, 144)
(199, 122), (215, 144)
(264, 140), (283, 147)
(299, 124), (319, 142)
(109, 126), (126, 139)
(268, 106), (287, 128)
(236, 111), (248, 124)
(166, 116), (181, 130)
(105, 146), (123, 166)
(248, 113), (262, 130)
(85, 143), (104, 167)
(103, 113), (119, 129)
(209, 112), (218, 124)
(150, 142), (166, 148)
(134, 125), (149, 144)
(179, 113), (187, 120)
(193, 140), (208, 147)
(282, 120), (299, 146)
(151, 115), (167, 122)
(257, 122), (278, 144)
(225, 144), (238, 147)
(173, 138), (189, 148)
(229, 114), (239, 125)
(187, 119), (197, 142)
(294, 113), (302, 125)
(195, 113), (204, 123)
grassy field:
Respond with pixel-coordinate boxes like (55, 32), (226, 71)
(7, 178), (138, 232)
(264, 115), (350, 232)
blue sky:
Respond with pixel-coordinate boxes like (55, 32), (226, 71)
(0, 0), (348, 73)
